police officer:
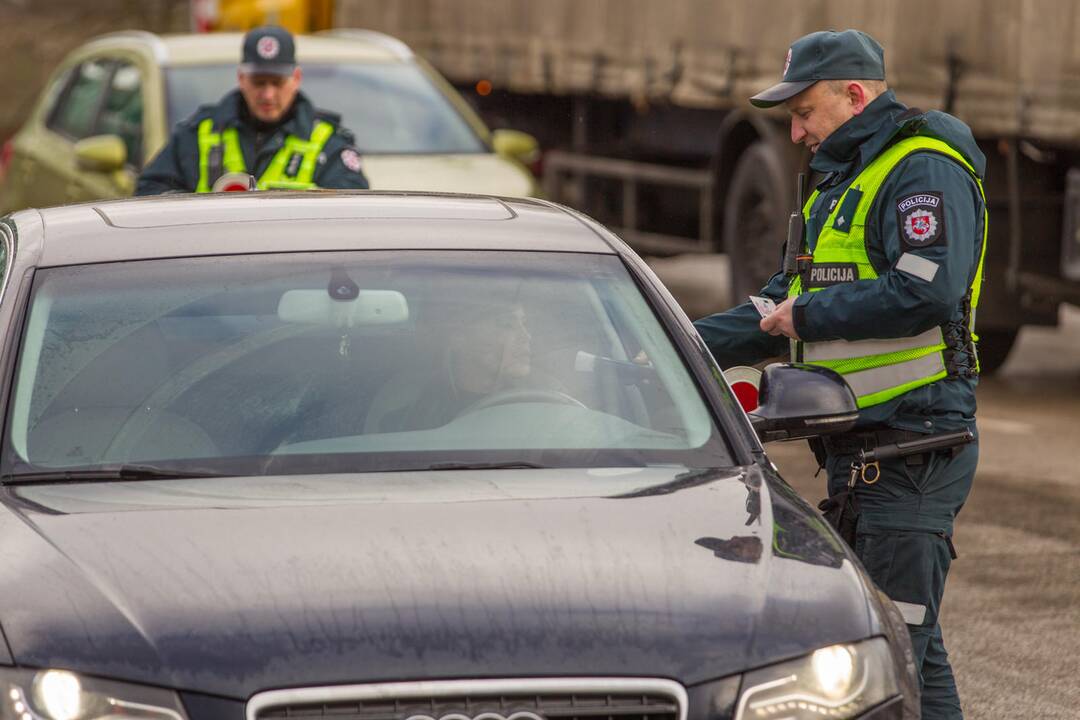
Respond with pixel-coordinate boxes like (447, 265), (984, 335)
(695, 30), (985, 720)
(136, 25), (369, 195)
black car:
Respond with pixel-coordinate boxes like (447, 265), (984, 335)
(0, 193), (917, 720)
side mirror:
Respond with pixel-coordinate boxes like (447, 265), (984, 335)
(492, 129), (540, 167)
(747, 363), (858, 442)
(74, 135), (127, 173)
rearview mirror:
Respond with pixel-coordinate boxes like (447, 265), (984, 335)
(278, 289), (409, 328)
(492, 129), (540, 167)
(747, 363), (858, 442)
(74, 134), (127, 173)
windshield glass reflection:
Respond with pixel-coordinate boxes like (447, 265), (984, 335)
(166, 63), (486, 154)
(8, 251), (730, 477)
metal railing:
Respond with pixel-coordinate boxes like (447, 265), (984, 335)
(542, 151), (714, 255)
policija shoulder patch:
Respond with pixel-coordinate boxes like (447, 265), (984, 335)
(896, 192), (946, 249)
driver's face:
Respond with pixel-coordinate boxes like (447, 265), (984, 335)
(461, 305), (531, 379)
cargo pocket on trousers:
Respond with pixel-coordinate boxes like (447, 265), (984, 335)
(855, 529), (952, 629)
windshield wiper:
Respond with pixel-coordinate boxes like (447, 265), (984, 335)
(419, 461), (549, 471)
(2, 464), (229, 485)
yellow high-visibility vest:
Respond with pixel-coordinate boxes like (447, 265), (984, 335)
(787, 135), (988, 409)
(196, 118), (335, 192)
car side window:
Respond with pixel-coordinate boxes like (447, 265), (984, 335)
(47, 58), (114, 140)
(96, 62), (144, 167)
(38, 67), (74, 123)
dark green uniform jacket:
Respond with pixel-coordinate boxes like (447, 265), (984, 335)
(136, 89), (369, 195)
(695, 91), (986, 432)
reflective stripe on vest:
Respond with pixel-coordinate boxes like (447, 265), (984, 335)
(196, 119), (246, 193)
(841, 352), (946, 406)
(196, 118), (335, 192)
(258, 121), (335, 190)
(802, 326), (944, 363)
(788, 135), (988, 409)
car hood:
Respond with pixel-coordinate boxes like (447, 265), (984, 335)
(359, 153), (537, 197)
(0, 466), (873, 697)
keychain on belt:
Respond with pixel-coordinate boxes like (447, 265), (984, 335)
(849, 458), (881, 485)
(852, 430), (976, 486)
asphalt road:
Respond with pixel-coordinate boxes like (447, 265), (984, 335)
(647, 254), (1080, 720)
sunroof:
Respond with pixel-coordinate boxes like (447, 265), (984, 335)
(97, 194), (516, 228)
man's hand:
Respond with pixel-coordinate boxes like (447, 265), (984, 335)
(759, 297), (800, 339)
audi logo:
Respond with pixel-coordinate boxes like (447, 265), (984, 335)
(405, 712), (546, 720)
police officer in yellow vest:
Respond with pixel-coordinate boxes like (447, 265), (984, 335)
(695, 30), (985, 720)
(136, 26), (369, 195)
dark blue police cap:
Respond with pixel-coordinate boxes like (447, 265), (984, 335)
(750, 29), (885, 108)
(240, 25), (297, 77)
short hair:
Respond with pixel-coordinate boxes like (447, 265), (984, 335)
(825, 79), (888, 101)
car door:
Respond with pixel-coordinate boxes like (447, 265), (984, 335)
(28, 55), (142, 206)
(23, 56), (115, 208)
(67, 59), (143, 200)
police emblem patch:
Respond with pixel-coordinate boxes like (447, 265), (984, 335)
(340, 148), (363, 173)
(257, 36), (280, 60)
(896, 192), (946, 248)
(904, 209), (937, 242)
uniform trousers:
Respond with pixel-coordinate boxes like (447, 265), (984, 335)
(825, 436), (978, 720)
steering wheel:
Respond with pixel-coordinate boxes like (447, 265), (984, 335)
(458, 389), (587, 417)
(102, 323), (317, 460)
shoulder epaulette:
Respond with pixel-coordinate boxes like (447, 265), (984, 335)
(314, 108), (342, 126)
(178, 102), (220, 129)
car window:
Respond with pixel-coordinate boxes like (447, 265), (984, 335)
(6, 251), (732, 476)
(47, 58), (114, 140)
(38, 67), (74, 125)
(165, 63), (487, 154)
(96, 62), (144, 167)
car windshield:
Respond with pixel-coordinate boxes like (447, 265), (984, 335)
(165, 63), (487, 154)
(5, 251), (732, 478)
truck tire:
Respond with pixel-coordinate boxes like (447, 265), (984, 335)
(977, 327), (1019, 375)
(722, 141), (789, 306)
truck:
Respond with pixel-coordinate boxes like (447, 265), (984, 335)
(333, 0), (1080, 373)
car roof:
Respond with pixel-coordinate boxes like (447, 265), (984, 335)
(87, 31), (413, 66)
(14, 192), (621, 267)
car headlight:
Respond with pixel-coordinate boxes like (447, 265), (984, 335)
(0, 668), (186, 720)
(734, 637), (899, 720)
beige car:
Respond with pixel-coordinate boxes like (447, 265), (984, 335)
(0, 29), (540, 212)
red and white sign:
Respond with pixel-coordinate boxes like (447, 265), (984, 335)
(723, 366), (762, 413)
(212, 172), (253, 192)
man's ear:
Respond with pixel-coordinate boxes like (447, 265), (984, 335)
(292, 67), (303, 85)
(848, 82), (869, 116)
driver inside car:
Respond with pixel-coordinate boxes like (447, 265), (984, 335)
(366, 299), (576, 434)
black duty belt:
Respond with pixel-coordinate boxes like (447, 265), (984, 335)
(821, 429), (928, 457)
(823, 428), (975, 467)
